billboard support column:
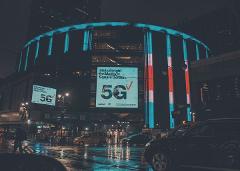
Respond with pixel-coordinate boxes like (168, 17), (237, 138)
(144, 31), (154, 129)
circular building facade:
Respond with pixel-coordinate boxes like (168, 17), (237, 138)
(17, 22), (210, 129)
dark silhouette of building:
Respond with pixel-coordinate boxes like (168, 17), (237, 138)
(28, 0), (102, 39)
(190, 50), (240, 120)
(176, 0), (240, 56)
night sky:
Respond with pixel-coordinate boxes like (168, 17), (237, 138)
(0, 0), (232, 78)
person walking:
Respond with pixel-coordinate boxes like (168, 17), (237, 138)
(13, 126), (27, 153)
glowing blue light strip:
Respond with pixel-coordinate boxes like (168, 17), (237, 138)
(48, 35), (53, 56)
(83, 30), (89, 51)
(183, 39), (192, 122)
(206, 49), (209, 59)
(169, 104), (174, 128)
(196, 44), (200, 61)
(187, 107), (191, 122)
(147, 31), (154, 129)
(167, 34), (171, 57)
(183, 39), (188, 61)
(144, 32), (149, 126)
(134, 23), (209, 50)
(18, 52), (22, 72)
(34, 41), (40, 64)
(166, 34), (175, 129)
(64, 32), (70, 53)
(24, 46), (30, 71)
(149, 102), (154, 128)
(24, 22), (209, 52)
(89, 31), (93, 50)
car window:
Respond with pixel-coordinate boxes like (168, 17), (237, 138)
(213, 122), (240, 137)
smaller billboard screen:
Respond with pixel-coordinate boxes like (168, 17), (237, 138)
(31, 85), (56, 106)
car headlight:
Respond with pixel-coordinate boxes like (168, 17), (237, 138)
(145, 142), (151, 147)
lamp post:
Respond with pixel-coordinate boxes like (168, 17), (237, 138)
(19, 102), (30, 121)
(57, 92), (70, 142)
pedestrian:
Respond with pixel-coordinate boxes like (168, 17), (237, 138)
(13, 126), (27, 153)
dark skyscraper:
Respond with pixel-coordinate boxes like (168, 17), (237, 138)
(176, 0), (240, 55)
(27, 0), (102, 39)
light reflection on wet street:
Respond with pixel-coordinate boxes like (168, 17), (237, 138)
(31, 143), (153, 171)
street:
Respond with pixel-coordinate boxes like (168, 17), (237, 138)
(29, 143), (153, 171)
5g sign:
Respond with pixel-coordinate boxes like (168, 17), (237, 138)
(96, 67), (138, 108)
(40, 94), (53, 103)
(31, 85), (56, 106)
(101, 85), (127, 100)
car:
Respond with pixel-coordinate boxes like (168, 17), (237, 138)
(166, 122), (193, 138)
(121, 133), (152, 146)
(0, 153), (66, 171)
(144, 118), (240, 171)
(73, 132), (106, 146)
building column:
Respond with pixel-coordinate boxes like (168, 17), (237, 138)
(64, 32), (70, 53)
(83, 30), (92, 51)
(166, 34), (175, 128)
(18, 52), (22, 72)
(195, 43), (200, 61)
(183, 39), (192, 122)
(34, 40), (40, 64)
(24, 46), (30, 71)
(144, 31), (154, 128)
(48, 32), (53, 56)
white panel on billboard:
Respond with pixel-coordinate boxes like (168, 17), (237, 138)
(31, 85), (56, 106)
(96, 67), (138, 108)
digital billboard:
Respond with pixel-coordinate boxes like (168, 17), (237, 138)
(96, 67), (138, 108)
(31, 85), (56, 106)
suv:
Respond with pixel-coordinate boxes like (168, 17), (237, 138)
(144, 118), (240, 171)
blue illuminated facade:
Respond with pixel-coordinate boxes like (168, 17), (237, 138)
(17, 22), (210, 129)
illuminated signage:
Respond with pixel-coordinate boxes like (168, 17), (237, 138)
(96, 67), (138, 108)
(31, 85), (56, 106)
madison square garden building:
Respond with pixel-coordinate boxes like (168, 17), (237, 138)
(16, 22), (210, 129)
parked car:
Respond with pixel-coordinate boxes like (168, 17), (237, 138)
(144, 118), (240, 171)
(121, 133), (152, 146)
(166, 122), (193, 138)
(73, 132), (106, 146)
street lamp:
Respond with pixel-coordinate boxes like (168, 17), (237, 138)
(19, 102), (30, 121)
(57, 92), (70, 142)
